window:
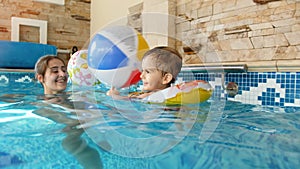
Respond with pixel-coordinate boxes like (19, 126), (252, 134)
(11, 17), (47, 44)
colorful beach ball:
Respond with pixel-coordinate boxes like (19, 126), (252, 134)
(87, 25), (149, 88)
(67, 50), (100, 86)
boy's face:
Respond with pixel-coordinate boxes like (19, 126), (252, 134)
(140, 68), (167, 91)
(38, 59), (68, 94)
(141, 55), (173, 91)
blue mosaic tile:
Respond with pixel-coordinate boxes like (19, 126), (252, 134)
(296, 90), (300, 99)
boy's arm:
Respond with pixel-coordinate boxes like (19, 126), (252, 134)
(107, 87), (154, 100)
(106, 87), (130, 100)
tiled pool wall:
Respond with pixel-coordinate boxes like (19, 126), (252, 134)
(179, 71), (300, 107)
(0, 71), (35, 86)
(0, 71), (38, 92)
(1, 71), (300, 107)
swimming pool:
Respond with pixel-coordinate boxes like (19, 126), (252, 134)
(0, 71), (300, 169)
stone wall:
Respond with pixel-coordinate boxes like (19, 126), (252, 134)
(128, 2), (143, 33)
(0, 0), (90, 61)
(175, 0), (300, 71)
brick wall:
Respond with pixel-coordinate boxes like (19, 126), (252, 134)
(0, 0), (90, 61)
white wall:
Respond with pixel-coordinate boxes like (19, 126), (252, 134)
(143, 0), (172, 48)
(91, 0), (143, 36)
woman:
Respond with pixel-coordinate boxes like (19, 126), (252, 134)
(34, 55), (103, 168)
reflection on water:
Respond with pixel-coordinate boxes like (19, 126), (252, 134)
(0, 86), (300, 168)
(0, 89), (104, 169)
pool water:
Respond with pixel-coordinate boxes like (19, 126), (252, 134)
(0, 82), (300, 169)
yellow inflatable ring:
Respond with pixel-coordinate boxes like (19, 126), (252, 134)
(142, 80), (213, 105)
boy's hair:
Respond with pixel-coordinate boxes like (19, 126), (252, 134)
(142, 46), (182, 84)
(34, 55), (66, 79)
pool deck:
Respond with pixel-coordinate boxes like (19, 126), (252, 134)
(0, 68), (34, 72)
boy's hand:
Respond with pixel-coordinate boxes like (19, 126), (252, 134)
(106, 87), (120, 96)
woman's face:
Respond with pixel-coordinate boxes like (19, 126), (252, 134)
(39, 58), (68, 94)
